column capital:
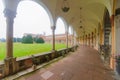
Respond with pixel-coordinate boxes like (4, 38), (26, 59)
(3, 8), (16, 19)
(51, 26), (56, 30)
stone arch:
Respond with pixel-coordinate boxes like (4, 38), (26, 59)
(17, 0), (54, 27)
(103, 8), (112, 45)
(55, 17), (68, 35)
(56, 16), (68, 33)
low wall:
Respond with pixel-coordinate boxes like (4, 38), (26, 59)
(0, 62), (4, 79)
(0, 46), (78, 79)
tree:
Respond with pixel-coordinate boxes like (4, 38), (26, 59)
(13, 37), (22, 42)
(22, 35), (33, 44)
(13, 37), (17, 42)
(35, 37), (45, 43)
(0, 38), (6, 42)
(17, 38), (22, 42)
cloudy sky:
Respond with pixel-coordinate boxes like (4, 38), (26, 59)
(0, 0), (67, 38)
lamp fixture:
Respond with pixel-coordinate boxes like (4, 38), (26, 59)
(61, 0), (70, 12)
(79, 7), (83, 29)
(80, 26), (83, 28)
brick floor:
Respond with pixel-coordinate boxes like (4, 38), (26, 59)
(17, 46), (115, 80)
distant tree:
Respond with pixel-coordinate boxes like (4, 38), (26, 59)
(22, 35), (33, 44)
(34, 37), (45, 43)
(33, 37), (36, 43)
(0, 38), (6, 42)
(17, 38), (22, 42)
(13, 38), (16, 42)
(13, 37), (18, 42)
(13, 37), (22, 42)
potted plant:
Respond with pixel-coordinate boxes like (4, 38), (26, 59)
(115, 54), (120, 75)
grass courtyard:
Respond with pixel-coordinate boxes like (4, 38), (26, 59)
(0, 42), (66, 60)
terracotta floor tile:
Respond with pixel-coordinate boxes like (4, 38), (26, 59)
(17, 46), (115, 80)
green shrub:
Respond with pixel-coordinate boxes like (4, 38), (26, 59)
(34, 37), (45, 43)
(22, 35), (33, 44)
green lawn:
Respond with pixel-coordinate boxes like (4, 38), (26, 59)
(0, 42), (66, 60)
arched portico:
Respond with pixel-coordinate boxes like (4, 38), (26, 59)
(2, 0), (55, 57)
(1, 0), (120, 79)
(2, 0), (55, 75)
(58, 17), (70, 48)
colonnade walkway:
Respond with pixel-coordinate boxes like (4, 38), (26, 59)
(17, 46), (115, 80)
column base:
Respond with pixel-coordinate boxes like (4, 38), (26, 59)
(51, 50), (57, 59)
(4, 57), (17, 76)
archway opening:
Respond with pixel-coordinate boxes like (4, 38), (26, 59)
(56, 17), (66, 34)
(55, 17), (66, 45)
(104, 9), (111, 45)
(13, 0), (53, 58)
(103, 8), (112, 65)
(0, 0), (6, 60)
(14, 1), (51, 38)
(68, 26), (73, 47)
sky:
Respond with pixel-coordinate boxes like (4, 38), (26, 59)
(0, 0), (68, 38)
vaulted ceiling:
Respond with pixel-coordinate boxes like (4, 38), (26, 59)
(40, 0), (113, 37)
(3, 0), (114, 37)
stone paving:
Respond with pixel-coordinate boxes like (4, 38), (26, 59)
(17, 46), (115, 80)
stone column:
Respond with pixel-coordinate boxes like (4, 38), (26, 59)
(109, 0), (116, 69)
(70, 34), (73, 46)
(4, 9), (16, 58)
(79, 37), (81, 45)
(99, 23), (102, 45)
(88, 34), (90, 46)
(83, 35), (84, 45)
(66, 31), (69, 48)
(74, 35), (76, 46)
(51, 26), (56, 51)
(3, 8), (17, 76)
(91, 32), (94, 47)
(65, 26), (69, 48)
(110, 15), (115, 69)
(86, 35), (87, 45)
(82, 36), (83, 45)
(94, 29), (96, 47)
(72, 31), (75, 46)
